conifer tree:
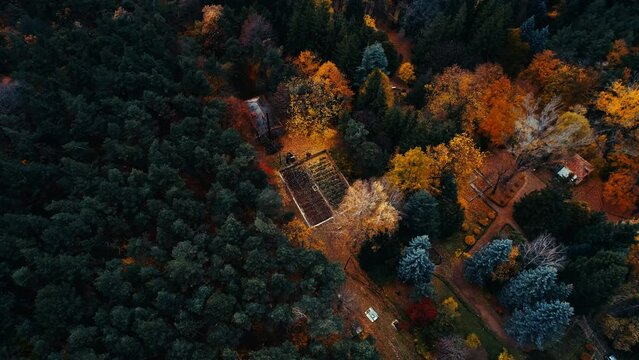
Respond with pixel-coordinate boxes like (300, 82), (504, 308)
(402, 191), (441, 240)
(398, 236), (436, 297)
(356, 42), (389, 83)
(464, 239), (513, 285)
(499, 266), (571, 310)
(506, 300), (574, 349)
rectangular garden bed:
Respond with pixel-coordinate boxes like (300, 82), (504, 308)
(279, 151), (349, 227)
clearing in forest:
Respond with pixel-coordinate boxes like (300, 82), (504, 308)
(279, 150), (349, 227)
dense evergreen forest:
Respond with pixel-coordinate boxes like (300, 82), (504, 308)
(0, 1), (378, 359)
(1, 0), (638, 359)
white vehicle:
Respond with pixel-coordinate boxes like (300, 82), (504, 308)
(365, 307), (378, 322)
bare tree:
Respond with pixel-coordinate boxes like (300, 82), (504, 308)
(510, 95), (594, 172)
(436, 335), (470, 360)
(520, 233), (567, 270)
(335, 178), (402, 245)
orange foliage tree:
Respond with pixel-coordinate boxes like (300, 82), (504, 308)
(293, 50), (321, 76)
(518, 50), (598, 106)
(199, 4), (224, 50)
(428, 64), (521, 145)
(313, 61), (354, 109)
(604, 171), (639, 213)
(224, 97), (254, 139)
(398, 62), (416, 84)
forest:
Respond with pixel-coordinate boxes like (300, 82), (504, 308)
(0, 0), (638, 359)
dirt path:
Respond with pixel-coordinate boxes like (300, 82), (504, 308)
(430, 169), (548, 350)
(376, 22), (412, 62)
(314, 224), (419, 360)
(474, 170), (547, 250)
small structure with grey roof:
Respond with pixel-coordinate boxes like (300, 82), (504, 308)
(245, 96), (284, 141)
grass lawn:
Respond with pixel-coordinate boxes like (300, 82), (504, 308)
(432, 278), (523, 359)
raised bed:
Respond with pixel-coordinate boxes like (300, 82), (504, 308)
(279, 151), (349, 227)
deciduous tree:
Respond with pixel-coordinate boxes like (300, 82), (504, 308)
(386, 147), (443, 193)
(286, 76), (340, 137)
(313, 61), (354, 109)
(520, 233), (567, 270)
(603, 171), (639, 213)
(398, 62), (416, 84)
(336, 178), (401, 241)
(407, 298), (437, 326)
(293, 50), (322, 76)
(518, 50), (598, 106)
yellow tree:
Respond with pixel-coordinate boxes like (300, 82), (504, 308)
(386, 147), (444, 193)
(313, 61), (354, 110)
(498, 348), (516, 360)
(387, 134), (484, 193)
(336, 178), (401, 242)
(446, 133), (485, 186)
(286, 77), (340, 137)
(199, 4), (224, 49)
(293, 50), (321, 76)
(363, 14), (377, 30)
(426, 65), (473, 121)
(398, 62), (416, 85)
(596, 81), (639, 130)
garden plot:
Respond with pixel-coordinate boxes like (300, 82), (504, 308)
(280, 151), (349, 227)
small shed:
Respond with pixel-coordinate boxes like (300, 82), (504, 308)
(557, 154), (593, 184)
(244, 96), (284, 141)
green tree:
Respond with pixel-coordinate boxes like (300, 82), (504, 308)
(356, 42), (388, 82)
(357, 69), (394, 113)
(398, 236), (436, 298)
(401, 191), (441, 240)
(499, 266), (571, 310)
(562, 251), (628, 312)
(506, 300), (574, 349)
(464, 239), (513, 285)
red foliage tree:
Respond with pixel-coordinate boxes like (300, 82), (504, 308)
(224, 96), (254, 139)
(407, 298), (437, 326)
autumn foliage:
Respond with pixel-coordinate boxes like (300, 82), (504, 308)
(293, 50), (321, 76)
(224, 97), (254, 139)
(604, 171), (639, 213)
(427, 64), (521, 145)
(387, 134), (484, 193)
(407, 298), (437, 326)
(518, 50), (598, 106)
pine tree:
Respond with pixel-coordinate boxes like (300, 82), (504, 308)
(356, 42), (389, 83)
(357, 69), (394, 114)
(499, 266), (571, 310)
(506, 300), (574, 349)
(398, 236), (435, 297)
(438, 172), (464, 238)
(464, 239), (513, 285)
(402, 191), (441, 240)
